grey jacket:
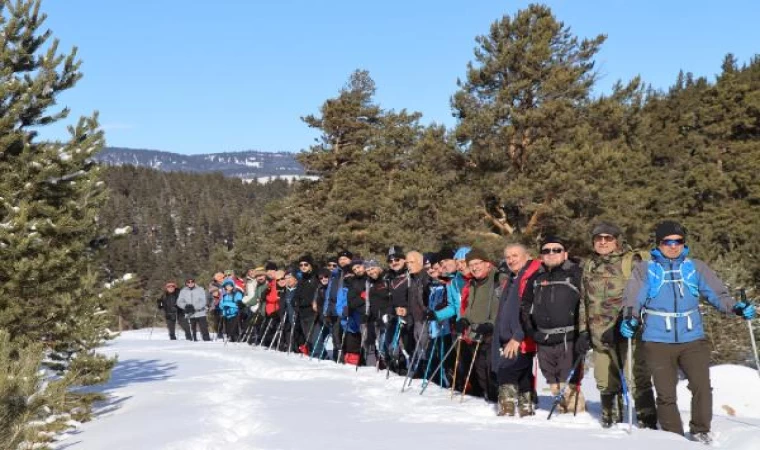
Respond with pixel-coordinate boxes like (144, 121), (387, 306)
(177, 286), (208, 318)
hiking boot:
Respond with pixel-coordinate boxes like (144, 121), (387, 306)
(563, 383), (586, 414)
(517, 391), (535, 417)
(600, 393), (617, 428)
(550, 383), (567, 414)
(691, 432), (712, 445)
(497, 384), (517, 416)
(637, 413), (658, 430)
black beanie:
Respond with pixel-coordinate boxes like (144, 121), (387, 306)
(540, 235), (566, 249)
(298, 254), (315, 266)
(655, 220), (687, 242)
(264, 261), (278, 271)
(337, 250), (353, 260)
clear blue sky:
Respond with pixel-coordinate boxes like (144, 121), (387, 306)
(40, 0), (759, 155)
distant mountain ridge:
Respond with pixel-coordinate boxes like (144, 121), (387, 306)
(95, 147), (310, 182)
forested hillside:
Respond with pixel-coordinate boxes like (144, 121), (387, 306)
(97, 166), (291, 328)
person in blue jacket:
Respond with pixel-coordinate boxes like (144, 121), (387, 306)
(219, 278), (244, 342)
(621, 220), (756, 444)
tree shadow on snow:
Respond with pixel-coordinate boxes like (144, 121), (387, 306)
(103, 358), (177, 391)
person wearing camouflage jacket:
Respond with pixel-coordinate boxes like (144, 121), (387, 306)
(581, 222), (656, 428)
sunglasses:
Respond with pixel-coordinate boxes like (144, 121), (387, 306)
(319, 276), (330, 280)
(327, 263), (338, 268)
(660, 238), (685, 246)
(299, 262), (311, 267)
(593, 235), (616, 244)
(540, 247), (564, 255)
(388, 257), (404, 263)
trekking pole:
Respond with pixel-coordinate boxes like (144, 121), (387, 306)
(310, 322), (328, 361)
(268, 316), (285, 351)
(573, 362), (583, 416)
(406, 332), (434, 390)
(548, 352), (586, 420)
(222, 316), (228, 346)
(386, 318), (403, 379)
(421, 336), (438, 387)
(337, 325), (348, 364)
(460, 338), (482, 403)
(148, 309), (159, 340)
(401, 322), (429, 392)
(302, 314), (318, 358)
(625, 306), (634, 432)
(257, 317), (272, 347)
(740, 289), (760, 377)
(287, 310), (299, 356)
(439, 337), (448, 388)
(357, 323), (368, 372)
(450, 336), (463, 400)
(272, 315), (287, 351)
(421, 336), (458, 395)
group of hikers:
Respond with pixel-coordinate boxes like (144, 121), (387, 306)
(155, 219), (757, 445)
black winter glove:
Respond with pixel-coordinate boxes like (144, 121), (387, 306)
(455, 318), (471, 334)
(236, 300), (245, 309)
(184, 304), (195, 315)
(575, 331), (591, 355)
(600, 324), (618, 346)
(423, 310), (437, 322)
(473, 322), (494, 336)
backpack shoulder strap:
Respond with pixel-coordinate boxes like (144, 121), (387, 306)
(622, 250), (649, 279)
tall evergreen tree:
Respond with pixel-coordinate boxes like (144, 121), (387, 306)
(0, 0), (114, 445)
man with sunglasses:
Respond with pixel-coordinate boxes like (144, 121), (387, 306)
(522, 237), (584, 413)
(293, 255), (320, 354)
(385, 246), (411, 373)
(621, 221), (756, 444)
(581, 222), (657, 428)
(320, 250), (354, 361)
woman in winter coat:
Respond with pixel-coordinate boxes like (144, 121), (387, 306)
(219, 279), (244, 342)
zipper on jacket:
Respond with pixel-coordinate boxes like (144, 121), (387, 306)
(670, 261), (679, 343)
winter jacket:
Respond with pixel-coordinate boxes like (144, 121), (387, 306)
(623, 247), (735, 344)
(242, 277), (266, 311)
(462, 267), (503, 339)
(492, 264), (533, 371)
(367, 274), (390, 323)
(261, 279), (281, 317)
(522, 260), (583, 347)
(218, 280), (243, 319)
(177, 286), (208, 319)
(427, 281), (449, 338)
(582, 248), (643, 348)
(323, 267), (350, 317)
(157, 291), (181, 319)
(386, 269), (410, 310)
(433, 272), (466, 322)
(293, 271), (319, 310)
(408, 271), (430, 323)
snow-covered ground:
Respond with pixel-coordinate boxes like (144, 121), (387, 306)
(53, 330), (760, 450)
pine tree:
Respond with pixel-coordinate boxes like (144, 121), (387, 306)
(0, 1), (114, 445)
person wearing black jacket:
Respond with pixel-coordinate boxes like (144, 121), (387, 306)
(365, 260), (389, 367)
(521, 236), (585, 413)
(293, 255), (320, 355)
(385, 246), (410, 373)
(157, 281), (191, 340)
(343, 260), (368, 365)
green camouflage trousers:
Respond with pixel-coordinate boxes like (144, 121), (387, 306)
(592, 338), (656, 419)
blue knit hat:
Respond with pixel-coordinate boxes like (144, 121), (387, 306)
(454, 246), (471, 260)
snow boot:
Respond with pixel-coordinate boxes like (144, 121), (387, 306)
(691, 432), (712, 445)
(517, 391), (535, 417)
(600, 393), (618, 428)
(563, 383), (586, 414)
(550, 383), (567, 414)
(497, 384), (517, 416)
(637, 413), (658, 430)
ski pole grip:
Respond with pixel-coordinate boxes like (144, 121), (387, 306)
(740, 288), (750, 305)
(625, 306), (633, 320)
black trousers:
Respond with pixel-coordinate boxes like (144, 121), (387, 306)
(165, 314), (191, 340)
(189, 316), (211, 341)
(459, 338), (497, 402)
(223, 316), (240, 342)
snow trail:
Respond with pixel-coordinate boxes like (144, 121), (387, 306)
(53, 330), (760, 449)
